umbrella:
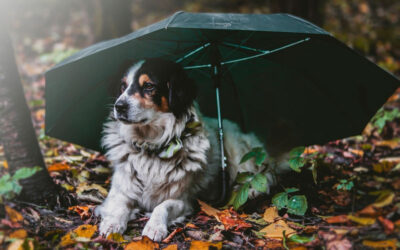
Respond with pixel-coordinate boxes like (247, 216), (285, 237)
(45, 11), (399, 158)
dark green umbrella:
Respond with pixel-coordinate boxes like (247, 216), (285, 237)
(46, 11), (399, 157)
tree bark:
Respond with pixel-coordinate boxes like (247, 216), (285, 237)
(91, 0), (133, 42)
(0, 7), (73, 207)
(269, 0), (327, 26)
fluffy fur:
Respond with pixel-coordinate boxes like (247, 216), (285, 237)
(95, 59), (288, 241)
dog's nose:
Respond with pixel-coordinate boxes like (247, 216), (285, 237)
(115, 100), (128, 114)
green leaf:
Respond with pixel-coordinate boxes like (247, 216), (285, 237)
(287, 195), (308, 216)
(284, 187), (299, 193)
(250, 173), (267, 193)
(272, 192), (288, 210)
(289, 157), (305, 172)
(0, 174), (13, 195)
(236, 172), (253, 184)
(240, 147), (267, 166)
(12, 166), (41, 181)
(11, 180), (22, 194)
(289, 146), (305, 158)
(233, 183), (249, 210)
(289, 234), (315, 243)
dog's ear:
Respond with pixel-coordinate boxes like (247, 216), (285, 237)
(168, 66), (197, 118)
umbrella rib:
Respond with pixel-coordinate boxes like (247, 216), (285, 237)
(221, 37), (310, 65)
(175, 43), (211, 63)
(221, 41), (268, 53)
(183, 37), (311, 70)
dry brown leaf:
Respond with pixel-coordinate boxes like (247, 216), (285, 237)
(348, 215), (376, 226)
(163, 244), (178, 250)
(197, 200), (220, 221)
(357, 205), (378, 217)
(362, 239), (397, 249)
(125, 236), (159, 250)
(325, 215), (349, 224)
(349, 148), (364, 157)
(5, 206), (23, 223)
(185, 223), (198, 229)
(189, 241), (222, 250)
(217, 209), (252, 231)
(9, 229), (27, 239)
(263, 206), (279, 223)
(47, 163), (70, 172)
(260, 220), (296, 239)
(60, 224), (97, 247)
(68, 205), (92, 220)
(162, 228), (182, 243)
(378, 216), (394, 234)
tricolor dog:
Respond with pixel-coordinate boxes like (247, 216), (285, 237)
(95, 58), (288, 241)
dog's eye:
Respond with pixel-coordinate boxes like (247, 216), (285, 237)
(143, 82), (154, 91)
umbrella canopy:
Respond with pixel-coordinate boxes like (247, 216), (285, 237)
(45, 12), (399, 154)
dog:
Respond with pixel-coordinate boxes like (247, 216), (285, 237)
(95, 58), (288, 241)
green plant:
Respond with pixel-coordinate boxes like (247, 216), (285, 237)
(272, 188), (308, 216)
(288, 146), (325, 184)
(336, 179), (354, 191)
(0, 166), (41, 202)
(228, 147), (269, 210)
(371, 107), (400, 133)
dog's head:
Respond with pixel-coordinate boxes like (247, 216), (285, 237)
(114, 58), (196, 124)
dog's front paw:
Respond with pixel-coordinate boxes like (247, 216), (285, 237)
(98, 217), (127, 236)
(142, 219), (168, 242)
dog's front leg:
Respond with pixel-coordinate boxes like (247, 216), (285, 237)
(95, 186), (138, 236)
(142, 199), (191, 241)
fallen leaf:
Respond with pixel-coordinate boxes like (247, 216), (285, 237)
(60, 224), (97, 247)
(125, 236), (159, 250)
(372, 161), (394, 173)
(9, 229), (27, 239)
(197, 200), (220, 221)
(349, 148), (364, 157)
(162, 228), (182, 243)
(362, 239), (397, 249)
(68, 205), (92, 220)
(107, 233), (125, 243)
(217, 209), (252, 231)
(357, 205), (378, 217)
(326, 237), (352, 250)
(325, 215), (349, 224)
(189, 241), (222, 250)
(378, 216), (394, 234)
(5, 206), (23, 223)
(47, 163), (70, 172)
(375, 139), (400, 149)
(1, 160), (8, 169)
(372, 191), (395, 208)
(185, 223), (198, 229)
(348, 215), (376, 226)
(163, 244), (178, 250)
(263, 206), (279, 223)
(7, 239), (24, 250)
(260, 220), (296, 239)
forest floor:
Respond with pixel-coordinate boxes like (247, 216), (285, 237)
(1, 8), (400, 250)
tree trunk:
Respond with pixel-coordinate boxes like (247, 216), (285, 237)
(91, 0), (133, 42)
(270, 0), (327, 26)
(0, 7), (73, 207)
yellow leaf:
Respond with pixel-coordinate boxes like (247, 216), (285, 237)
(197, 200), (220, 221)
(5, 206), (23, 223)
(375, 140), (400, 149)
(7, 239), (24, 250)
(189, 241), (222, 250)
(47, 163), (70, 172)
(1, 160), (8, 169)
(76, 183), (108, 197)
(125, 236), (159, 250)
(107, 233), (125, 243)
(163, 244), (178, 250)
(9, 229), (27, 239)
(348, 215), (376, 226)
(260, 220), (296, 239)
(60, 224), (97, 247)
(263, 206), (279, 223)
(372, 161), (394, 173)
(373, 191), (395, 208)
(362, 239), (397, 249)
(349, 148), (364, 157)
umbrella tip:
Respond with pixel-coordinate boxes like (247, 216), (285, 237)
(165, 11), (185, 30)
